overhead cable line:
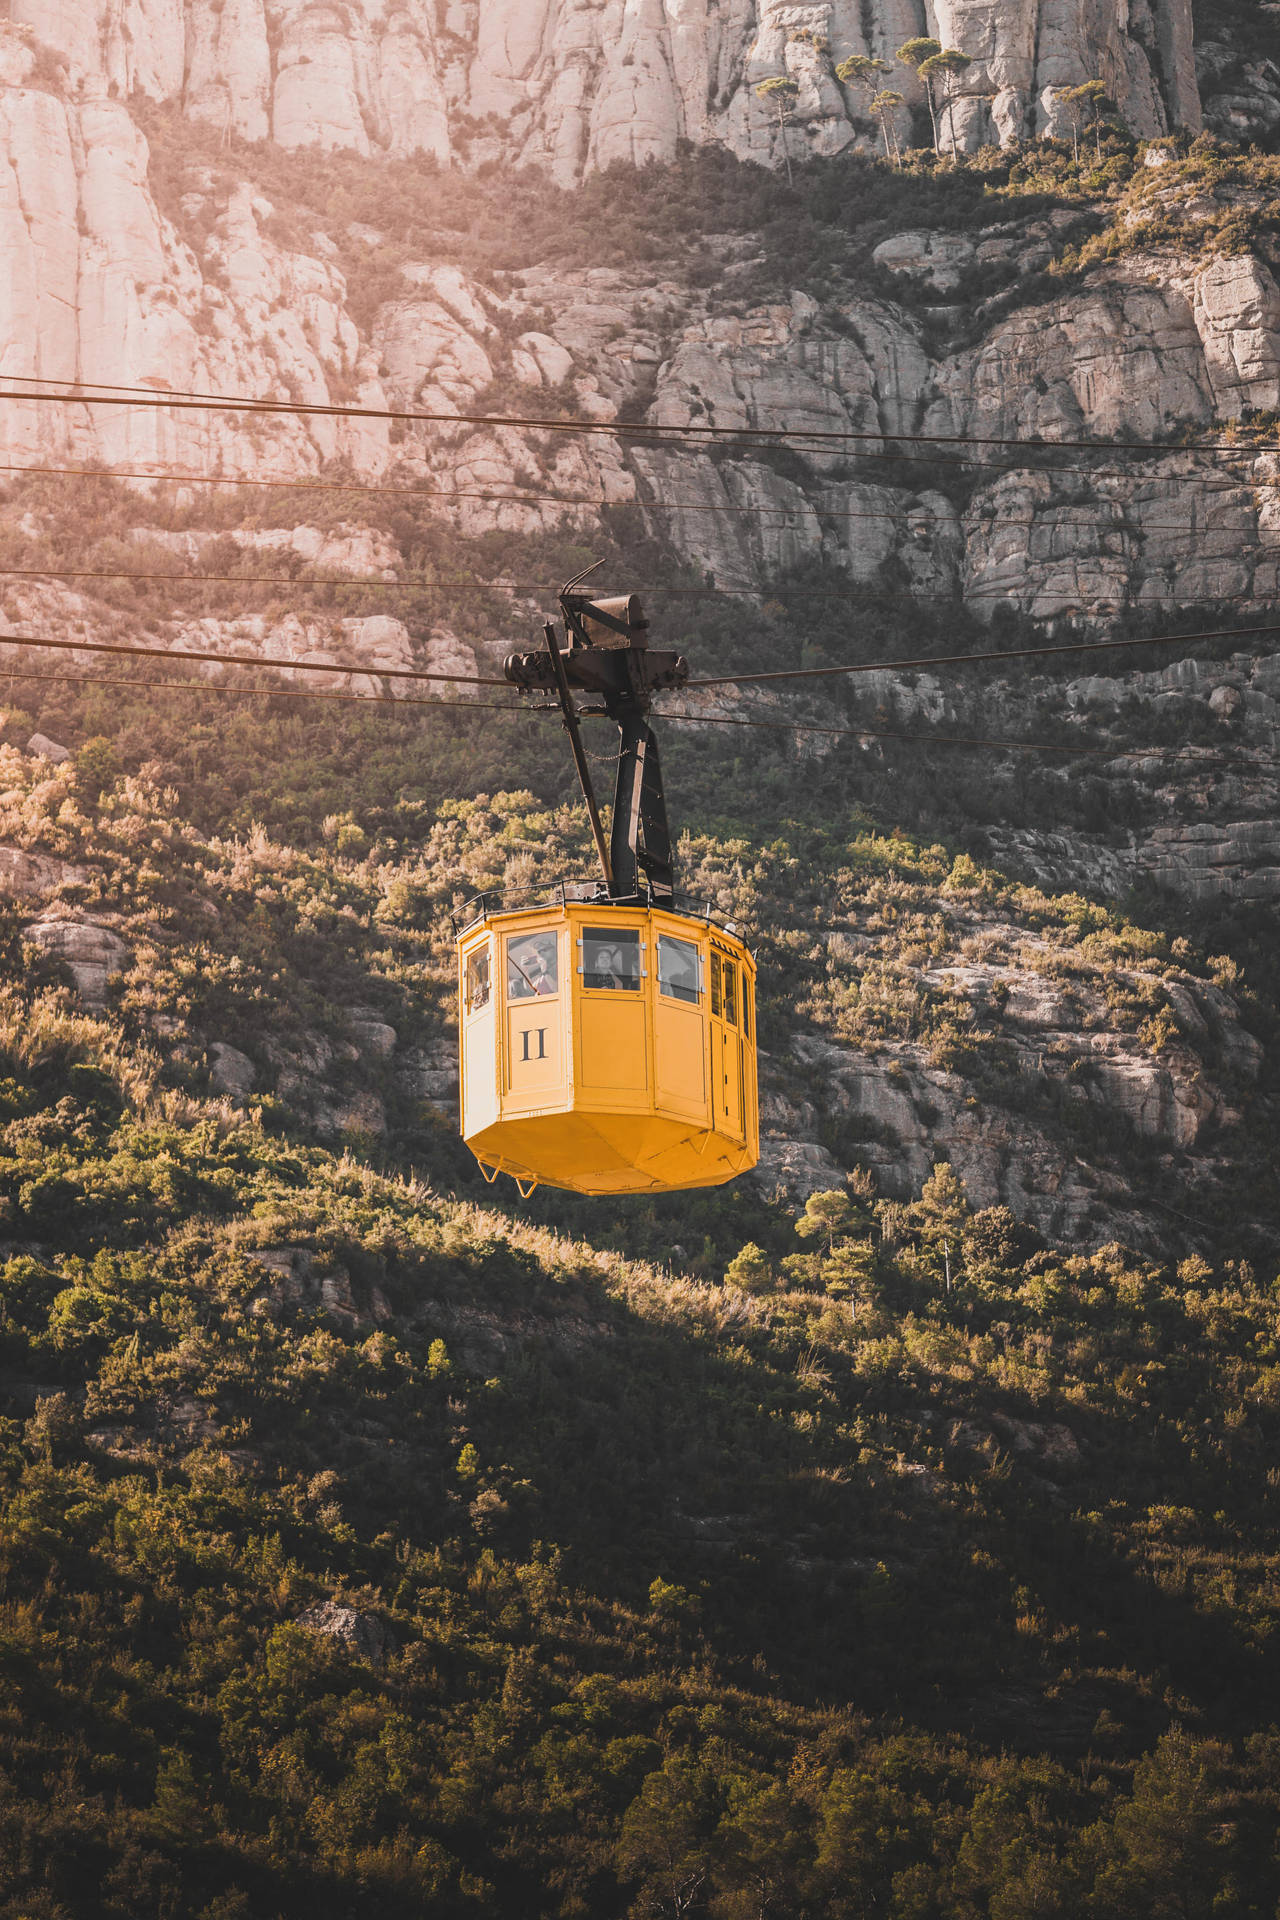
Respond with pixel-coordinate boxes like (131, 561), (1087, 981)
(0, 435), (1261, 497)
(2, 374), (1275, 463)
(0, 662), (1158, 757)
(1, 619), (1274, 695)
(0, 629), (506, 686)
(686, 623), (1280, 688)
(0, 664), (523, 712)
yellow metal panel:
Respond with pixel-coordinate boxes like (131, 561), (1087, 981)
(504, 997), (565, 1105)
(716, 1024), (745, 1140)
(578, 994), (648, 1097)
(654, 998), (706, 1116)
(466, 1108), (758, 1195)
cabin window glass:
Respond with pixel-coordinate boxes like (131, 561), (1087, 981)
(582, 927), (641, 991)
(723, 960), (737, 1027)
(658, 934), (700, 1004)
(507, 930), (558, 1000)
(741, 977), (752, 1040)
(710, 951), (722, 1018)
(465, 945), (490, 1013)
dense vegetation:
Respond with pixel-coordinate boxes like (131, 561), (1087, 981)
(0, 648), (1274, 1914)
(2, 973), (1280, 1918)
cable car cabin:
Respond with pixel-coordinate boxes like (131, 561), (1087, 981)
(457, 902), (759, 1196)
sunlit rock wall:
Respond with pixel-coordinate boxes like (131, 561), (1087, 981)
(7, 0), (1200, 182)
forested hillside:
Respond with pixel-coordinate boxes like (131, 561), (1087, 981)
(0, 647), (1277, 1915)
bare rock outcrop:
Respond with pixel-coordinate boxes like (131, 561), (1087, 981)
(296, 1600), (396, 1667)
(775, 1029), (1144, 1243)
(0, 77), (389, 479)
(209, 1041), (255, 1103)
(25, 734), (72, 765)
(399, 1038), (458, 1111)
(0, 50), (1262, 625)
(1197, 26), (1280, 145)
(247, 1246), (390, 1325)
(0, 846), (85, 896)
(23, 917), (128, 1006)
(631, 252), (1280, 618)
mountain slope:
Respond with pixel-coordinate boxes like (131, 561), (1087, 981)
(2, 866), (1279, 1916)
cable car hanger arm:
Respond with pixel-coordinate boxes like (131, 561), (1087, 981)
(505, 572), (687, 903)
(543, 615), (613, 893)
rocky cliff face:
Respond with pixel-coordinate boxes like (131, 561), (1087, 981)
(3, 102), (1280, 610)
(3, 25), (1280, 918)
(6, 233), (1280, 627)
(0, 18), (1272, 614)
(0, 33), (391, 477)
(8, 0), (1199, 183)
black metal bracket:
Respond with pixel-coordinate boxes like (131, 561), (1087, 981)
(505, 570), (687, 903)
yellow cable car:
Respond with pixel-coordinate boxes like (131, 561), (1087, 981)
(454, 571), (760, 1196)
(458, 899), (758, 1195)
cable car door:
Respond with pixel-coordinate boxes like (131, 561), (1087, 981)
(710, 950), (744, 1141)
(462, 938), (498, 1133)
(504, 927), (565, 1106)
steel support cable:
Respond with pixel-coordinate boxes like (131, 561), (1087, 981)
(0, 660), (1146, 756)
(0, 628), (508, 686)
(2, 374), (1275, 463)
(685, 623), (1280, 688)
(1, 619), (1277, 693)
(1, 440), (1260, 496)
(0, 664), (526, 712)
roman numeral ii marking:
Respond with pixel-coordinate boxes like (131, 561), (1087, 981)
(521, 1029), (547, 1062)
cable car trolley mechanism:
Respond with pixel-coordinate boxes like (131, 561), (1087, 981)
(455, 570), (759, 1196)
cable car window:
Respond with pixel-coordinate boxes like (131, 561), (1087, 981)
(465, 945), (490, 1013)
(582, 927), (641, 991)
(723, 960), (737, 1027)
(658, 934), (700, 1004)
(710, 951), (722, 1018)
(507, 931), (558, 999)
(741, 978), (751, 1040)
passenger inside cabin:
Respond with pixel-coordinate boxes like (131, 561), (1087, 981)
(508, 932), (559, 998)
(583, 928), (641, 990)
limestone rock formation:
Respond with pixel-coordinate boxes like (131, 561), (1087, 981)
(754, 908), (1263, 1248)
(6, 0), (1199, 183)
(23, 917), (128, 1005)
(209, 1040), (256, 1102)
(1196, 15), (1280, 144)
(0, 28), (1267, 640)
(26, 735), (71, 765)
(0, 60), (389, 478)
(0, 846), (85, 896)
(296, 1600), (396, 1667)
